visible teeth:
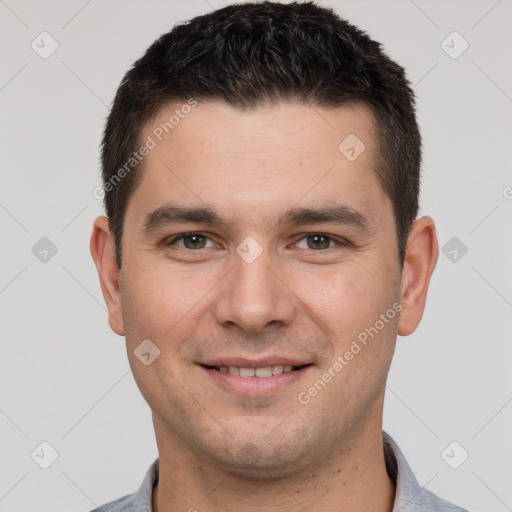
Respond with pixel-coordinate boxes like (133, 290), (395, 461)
(272, 365), (284, 375)
(239, 367), (255, 377)
(255, 366), (272, 378)
(219, 365), (297, 378)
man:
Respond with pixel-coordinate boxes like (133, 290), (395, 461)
(89, 2), (467, 511)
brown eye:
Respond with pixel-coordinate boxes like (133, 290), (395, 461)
(166, 233), (214, 250)
(306, 234), (332, 250)
(295, 233), (341, 251)
(182, 234), (207, 249)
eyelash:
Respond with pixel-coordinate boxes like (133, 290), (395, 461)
(164, 232), (348, 251)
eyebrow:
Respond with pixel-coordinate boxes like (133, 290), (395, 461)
(140, 204), (372, 236)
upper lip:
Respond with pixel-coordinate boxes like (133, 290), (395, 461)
(199, 357), (310, 368)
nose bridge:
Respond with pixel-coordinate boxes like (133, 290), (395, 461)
(214, 246), (295, 333)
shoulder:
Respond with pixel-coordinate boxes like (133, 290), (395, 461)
(88, 457), (159, 512)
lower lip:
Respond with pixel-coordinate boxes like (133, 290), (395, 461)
(200, 365), (312, 396)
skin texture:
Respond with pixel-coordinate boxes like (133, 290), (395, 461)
(90, 101), (438, 512)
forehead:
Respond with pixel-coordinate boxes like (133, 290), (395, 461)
(129, 100), (389, 231)
(143, 99), (378, 163)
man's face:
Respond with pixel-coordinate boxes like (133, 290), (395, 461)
(113, 101), (403, 476)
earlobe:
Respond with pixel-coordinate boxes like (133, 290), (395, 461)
(90, 216), (125, 336)
(397, 216), (439, 337)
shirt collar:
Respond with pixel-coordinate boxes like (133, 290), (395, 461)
(130, 456), (158, 512)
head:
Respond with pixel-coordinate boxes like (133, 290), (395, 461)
(91, 1), (437, 478)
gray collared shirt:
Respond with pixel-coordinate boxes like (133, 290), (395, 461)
(90, 431), (468, 512)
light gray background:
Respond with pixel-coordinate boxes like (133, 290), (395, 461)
(1, 1), (511, 511)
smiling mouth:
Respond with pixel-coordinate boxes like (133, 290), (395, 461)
(201, 364), (309, 378)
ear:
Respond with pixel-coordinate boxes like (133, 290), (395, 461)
(90, 215), (125, 336)
(397, 216), (439, 336)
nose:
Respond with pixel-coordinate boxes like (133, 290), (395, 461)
(213, 248), (296, 335)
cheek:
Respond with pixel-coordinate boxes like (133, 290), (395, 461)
(120, 259), (179, 342)
(300, 257), (397, 336)
(119, 261), (201, 404)
(120, 257), (223, 351)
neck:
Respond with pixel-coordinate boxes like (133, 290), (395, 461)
(152, 417), (395, 512)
